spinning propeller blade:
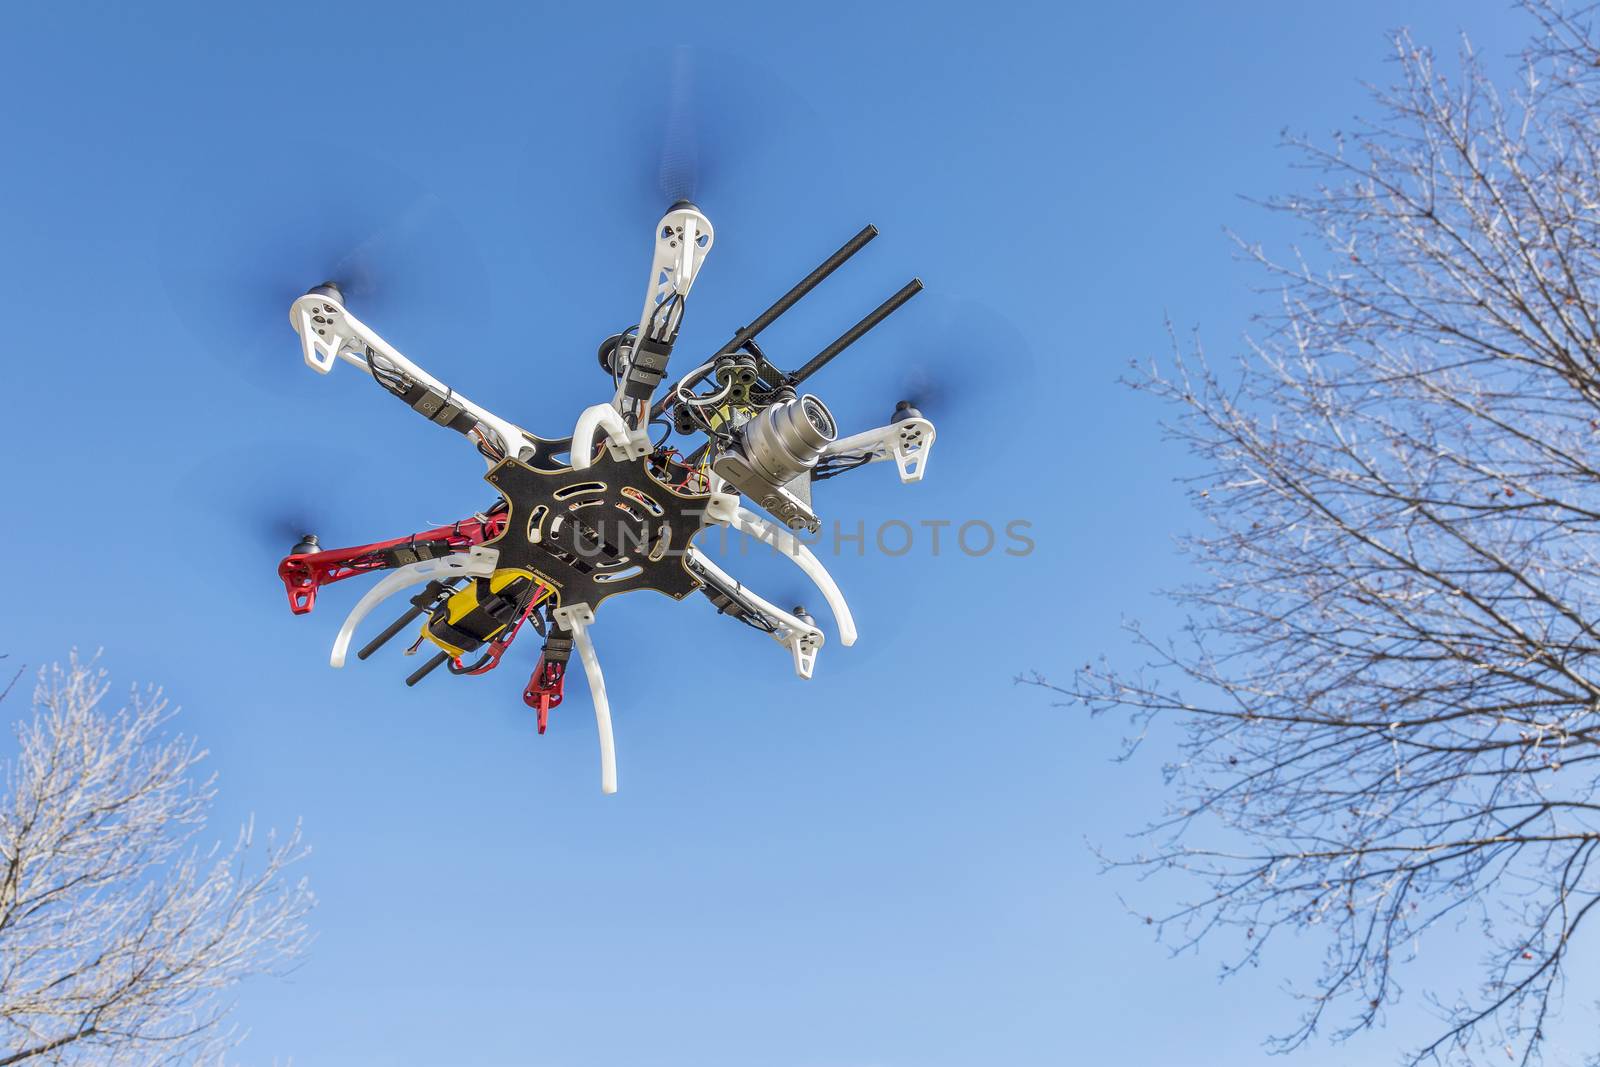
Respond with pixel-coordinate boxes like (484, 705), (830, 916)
(156, 147), (490, 393)
(174, 441), (409, 562)
(849, 293), (1035, 455)
(622, 46), (817, 217)
(655, 48), (704, 207)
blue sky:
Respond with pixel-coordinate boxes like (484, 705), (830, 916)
(0, 3), (1561, 1065)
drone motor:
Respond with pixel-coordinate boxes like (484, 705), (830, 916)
(890, 400), (922, 423)
(280, 206), (940, 793)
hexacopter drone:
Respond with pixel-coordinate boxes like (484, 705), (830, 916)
(277, 203), (935, 792)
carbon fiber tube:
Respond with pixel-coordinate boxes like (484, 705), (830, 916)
(652, 225), (879, 419)
(405, 650), (450, 687)
(788, 278), (923, 387)
(732, 224), (879, 345)
(358, 580), (452, 661)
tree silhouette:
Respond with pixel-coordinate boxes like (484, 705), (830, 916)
(0, 657), (311, 1065)
(1028, 4), (1600, 1062)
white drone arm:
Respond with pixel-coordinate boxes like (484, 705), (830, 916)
(328, 546), (500, 669)
(551, 604), (616, 795)
(685, 546), (826, 679)
(729, 506), (857, 647)
(608, 203), (714, 431)
(290, 289), (533, 469)
(822, 415), (937, 482)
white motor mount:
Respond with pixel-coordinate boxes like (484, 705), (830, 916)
(822, 414), (936, 482)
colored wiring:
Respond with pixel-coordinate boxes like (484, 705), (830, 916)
(650, 417), (674, 449)
(813, 453), (873, 480)
(449, 579), (553, 676)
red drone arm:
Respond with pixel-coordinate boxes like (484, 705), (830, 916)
(277, 514), (508, 615)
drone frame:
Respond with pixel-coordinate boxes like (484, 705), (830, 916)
(280, 204), (936, 793)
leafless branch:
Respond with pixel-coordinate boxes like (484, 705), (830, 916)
(1027, 3), (1600, 1062)
(0, 655), (313, 1065)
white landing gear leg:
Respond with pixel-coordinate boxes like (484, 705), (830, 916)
(553, 603), (616, 795)
(730, 506), (857, 647)
(329, 547), (500, 668)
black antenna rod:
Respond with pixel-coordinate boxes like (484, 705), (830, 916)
(726, 224), (879, 351)
(652, 224), (879, 418)
(787, 278), (924, 388)
(357, 580), (457, 661)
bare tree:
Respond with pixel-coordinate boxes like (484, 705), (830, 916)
(0, 657), (312, 1065)
(1024, 4), (1600, 1063)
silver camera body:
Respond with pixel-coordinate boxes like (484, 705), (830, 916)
(712, 395), (837, 532)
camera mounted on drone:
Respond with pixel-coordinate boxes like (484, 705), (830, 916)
(278, 201), (938, 793)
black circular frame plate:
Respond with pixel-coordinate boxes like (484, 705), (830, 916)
(482, 451), (714, 615)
